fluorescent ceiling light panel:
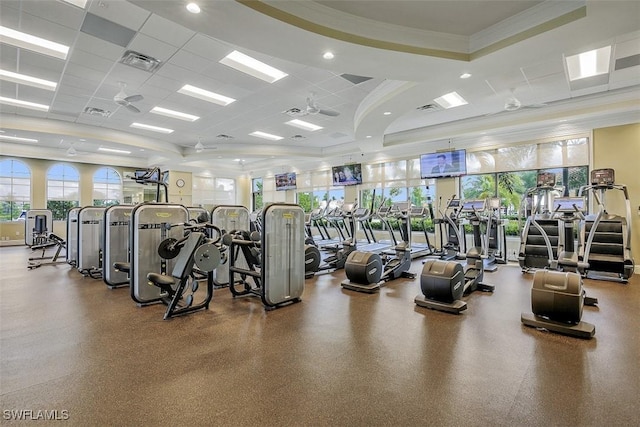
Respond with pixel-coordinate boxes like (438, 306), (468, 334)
(150, 106), (199, 122)
(0, 134), (38, 143)
(0, 69), (57, 91)
(60, 0), (87, 8)
(565, 46), (612, 81)
(0, 96), (49, 112)
(219, 50), (288, 83)
(130, 122), (174, 134)
(433, 91), (468, 109)
(0, 26), (69, 60)
(285, 119), (323, 132)
(178, 84), (235, 106)
(98, 147), (131, 154)
(249, 131), (284, 141)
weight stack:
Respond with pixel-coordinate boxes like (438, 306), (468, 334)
(420, 260), (465, 303)
(531, 270), (583, 324)
(345, 251), (383, 284)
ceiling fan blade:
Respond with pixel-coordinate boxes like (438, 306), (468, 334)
(126, 104), (141, 113)
(125, 94), (143, 103)
(319, 108), (340, 117)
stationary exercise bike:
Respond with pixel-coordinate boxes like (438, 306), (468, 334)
(414, 199), (494, 314)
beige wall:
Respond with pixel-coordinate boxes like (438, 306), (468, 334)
(592, 123), (640, 270)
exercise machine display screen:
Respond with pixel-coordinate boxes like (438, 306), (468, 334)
(536, 172), (556, 187)
(447, 199), (460, 208)
(553, 197), (585, 212)
(461, 199), (486, 212)
(590, 168), (615, 186)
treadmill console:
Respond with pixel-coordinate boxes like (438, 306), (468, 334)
(590, 168), (615, 186)
(353, 208), (369, 218)
(410, 207), (425, 216)
(536, 172), (556, 187)
(553, 197), (586, 213)
(447, 199), (460, 209)
(461, 199), (486, 212)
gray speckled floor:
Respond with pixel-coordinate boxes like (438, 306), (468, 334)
(1, 246), (638, 426)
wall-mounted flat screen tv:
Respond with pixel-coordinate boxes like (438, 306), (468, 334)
(420, 149), (467, 179)
(275, 172), (297, 191)
(332, 163), (362, 186)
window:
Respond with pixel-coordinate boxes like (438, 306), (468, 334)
(93, 167), (122, 206)
(193, 175), (237, 210)
(252, 178), (263, 211)
(0, 159), (31, 221)
(47, 164), (79, 220)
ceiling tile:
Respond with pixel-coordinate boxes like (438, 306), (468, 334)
(64, 62), (108, 84)
(182, 34), (229, 62)
(127, 33), (180, 63)
(58, 75), (98, 94)
(18, 0), (85, 31)
(69, 49), (116, 74)
(3, 9), (78, 47)
(139, 14), (196, 48)
(74, 33), (126, 62)
(87, 0), (150, 32)
(168, 50), (215, 74)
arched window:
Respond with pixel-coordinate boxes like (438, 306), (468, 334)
(93, 167), (122, 206)
(0, 159), (31, 221)
(46, 163), (80, 220)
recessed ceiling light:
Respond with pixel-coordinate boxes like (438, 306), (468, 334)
(178, 84), (235, 106)
(565, 46), (612, 81)
(383, 111), (392, 115)
(285, 119), (323, 132)
(249, 131), (284, 141)
(366, 135), (372, 138)
(433, 91), (468, 109)
(0, 25), (69, 60)
(0, 96), (49, 112)
(323, 51), (334, 60)
(0, 69), (57, 91)
(460, 73), (472, 79)
(98, 147), (131, 154)
(130, 122), (174, 134)
(0, 134), (38, 143)
(186, 3), (201, 13)
(220, 50), (288, 83)
(150, 106), (199, 122)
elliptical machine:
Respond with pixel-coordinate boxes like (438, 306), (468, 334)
(340, 203), (416, 293)
(414, 199), (494, 314)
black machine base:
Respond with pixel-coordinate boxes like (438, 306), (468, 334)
(521, 312), (595, 339)
(341, 280), (380, 293)
(414, 295), (467, 314)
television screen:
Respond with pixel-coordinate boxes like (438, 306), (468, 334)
(275, 172), (297, 191)
(419, 149), (467, 179)
(331, 163), (362, 186)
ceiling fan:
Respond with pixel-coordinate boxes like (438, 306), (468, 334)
(284, 92), (340, 117)
(503, 88), (547, 112)
(114, 82), (144, 113)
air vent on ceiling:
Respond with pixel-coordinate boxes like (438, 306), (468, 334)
(290, 134), (306, 141)
(416, 103), (441, 111)
(83, 107), (111, 117)
(284, 107), (303, 117)
(340, 73), (373, 85)
(216, 134), (234, 139)
(615, 54), (640, 71)
(119, 50), (162, 73)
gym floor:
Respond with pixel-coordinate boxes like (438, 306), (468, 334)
(1, 246), (638, 426)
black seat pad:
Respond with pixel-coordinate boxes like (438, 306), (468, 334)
(147, 272), (175, 287)
(113, 262), (130, 273)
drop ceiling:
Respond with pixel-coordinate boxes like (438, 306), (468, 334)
(0, 0), (638, 176)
